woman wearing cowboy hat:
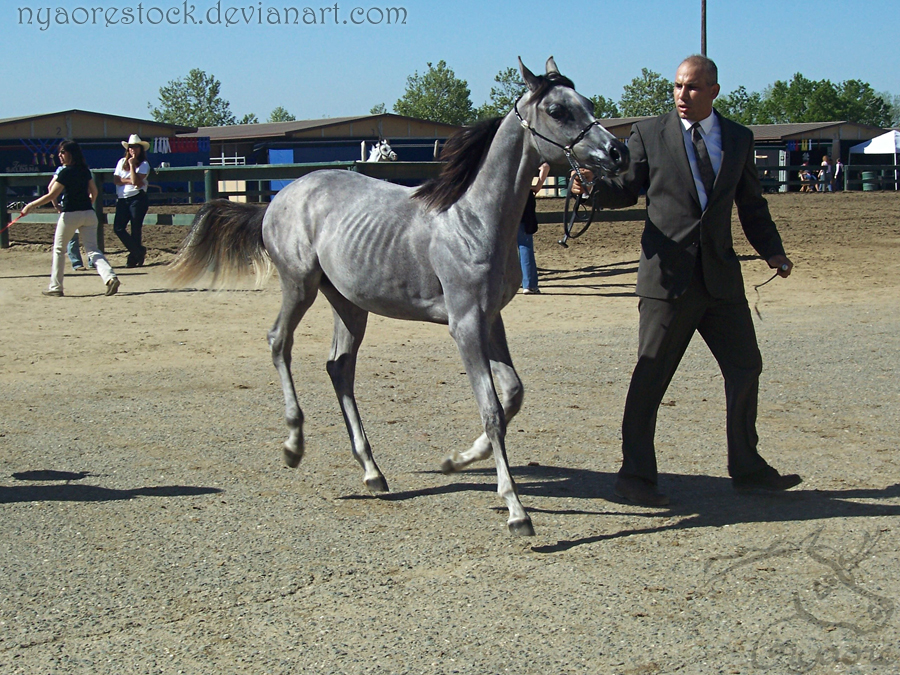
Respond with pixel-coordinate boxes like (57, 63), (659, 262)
(113, 134), (151, 267)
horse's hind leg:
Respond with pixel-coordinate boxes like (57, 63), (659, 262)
(321, 286), (388, 494)
(442, 315), (524, 474)
(269, 278), (319, 468)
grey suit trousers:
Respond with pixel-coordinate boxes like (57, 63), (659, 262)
(620, 264), (771, 483)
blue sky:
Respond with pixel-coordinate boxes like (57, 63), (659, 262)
(2, 0), (898, 123)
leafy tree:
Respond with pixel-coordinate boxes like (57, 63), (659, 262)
(590, 94), (620, 119)
(238, 113), (259, 125)
(835, 80), (891, 127)
(394, 60), (473, 125)
(474, 67), (526, 119)
(749, 74), (892, 126)
(886, 92), (900, 127)
(716, 85), (764, 125)
(149, 68), (238, 126)
(268, 106), (296, 122)
(618, 68), (674, 117)
(369, 103), (387, 115)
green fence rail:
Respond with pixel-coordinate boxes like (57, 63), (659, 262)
(2, 160), (897, 249)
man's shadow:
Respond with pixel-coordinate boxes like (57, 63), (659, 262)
(537, 259), (639, 297)
(1, 470), (221, 504)
(351, 464), (900, 552)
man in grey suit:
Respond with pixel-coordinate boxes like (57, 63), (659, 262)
(574, 55), (801, 506)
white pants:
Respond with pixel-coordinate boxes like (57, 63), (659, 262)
(50, 210), (116, 292)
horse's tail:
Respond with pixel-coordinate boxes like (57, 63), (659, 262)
(169, 199), (273, 288)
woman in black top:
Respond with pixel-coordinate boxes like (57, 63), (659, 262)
(21, 140), (120, 296)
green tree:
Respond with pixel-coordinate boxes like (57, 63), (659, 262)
(268, 106), (296, 122)
(755, 74), (892, 126)
(474, 67), (526, 119)
(149, 68), (238, 126)
(835, 81), (891, 127)
(716, 85), (764, 125)
(238, 113), (259, 125)
(618, 68), (674, 117)
(394, 60), (473, 125)
(370, 103), (387, 115)
(590, 94), (620, 119)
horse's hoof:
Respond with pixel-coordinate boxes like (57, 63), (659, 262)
(365, 475), (390, 494)
(440, 457), (458, 474)
(283, 446), (303, 468)
(508, 518), (535, 537)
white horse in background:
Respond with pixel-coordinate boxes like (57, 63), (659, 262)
(362, 139), (398, 162)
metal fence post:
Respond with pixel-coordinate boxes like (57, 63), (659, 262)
(0, 176), (9, 248)
(204, 169), (218, 202)
(92, 170), (106, 251)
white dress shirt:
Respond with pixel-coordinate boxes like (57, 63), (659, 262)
(680, 112), (722, 210)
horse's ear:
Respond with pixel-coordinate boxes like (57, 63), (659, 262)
(545, 56), (560, 76)
(518, 57), (540, 92)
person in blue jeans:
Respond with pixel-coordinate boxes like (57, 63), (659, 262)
(112, 134), (151, 267)
(518, 162), (550, 294)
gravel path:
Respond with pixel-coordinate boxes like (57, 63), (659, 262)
(1, 193), (899, 674)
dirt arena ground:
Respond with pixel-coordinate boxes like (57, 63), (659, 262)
(1, 192), (899, 674)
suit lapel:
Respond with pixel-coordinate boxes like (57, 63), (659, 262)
(714, 111), (741, 195)
(659, 111), (702, 208)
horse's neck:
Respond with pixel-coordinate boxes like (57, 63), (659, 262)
(461, 114), (542, 237)
(368, 147), (380, 161)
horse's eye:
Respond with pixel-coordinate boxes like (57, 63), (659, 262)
(547, 104), (567, 120)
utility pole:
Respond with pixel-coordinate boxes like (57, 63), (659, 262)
(701, 0), (707, 56)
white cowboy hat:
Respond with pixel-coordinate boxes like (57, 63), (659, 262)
(121, 134), (150, 150)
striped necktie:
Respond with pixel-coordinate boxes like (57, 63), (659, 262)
(690, 122), (716, 199)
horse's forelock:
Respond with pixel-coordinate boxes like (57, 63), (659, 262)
(528, 72), (576, 103)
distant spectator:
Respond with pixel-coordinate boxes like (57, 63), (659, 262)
(832, 158), (844, 191)
(517, 162), (550, 295)
(113, 134), (151, 267)
(20, 140), (120, 296)
(819, 155), (834, 192)
(799, 162), (815, 192)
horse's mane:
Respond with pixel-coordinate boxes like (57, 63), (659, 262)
(412, 72), (575, 213)
(412, 117), (503, 212)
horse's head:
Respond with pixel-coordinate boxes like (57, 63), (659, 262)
(367, 139), (397, 162)
(517, 57), (628, 180)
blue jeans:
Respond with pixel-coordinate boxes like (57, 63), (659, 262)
(517, 221), (538, 290)
(67, 232), (86, 269)
(113, 191), (149, 262)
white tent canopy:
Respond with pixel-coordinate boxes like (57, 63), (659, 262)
(848, 130), (898, 190)
(848, 130), (900, 155)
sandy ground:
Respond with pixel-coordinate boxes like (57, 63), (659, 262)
(1, 192), (899, 674)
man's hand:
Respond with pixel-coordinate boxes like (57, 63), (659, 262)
(569, 169), (595, 196)
(767, 254), (792, 278)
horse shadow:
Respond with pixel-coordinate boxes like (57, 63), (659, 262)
(1, 470), (221, 504)
(345, 464), (900, 551)
(537, 259), (639, 297)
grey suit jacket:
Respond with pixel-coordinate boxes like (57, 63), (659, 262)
(592, 109), (785, 300)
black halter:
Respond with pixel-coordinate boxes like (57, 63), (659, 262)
(514, 97), (602, 190)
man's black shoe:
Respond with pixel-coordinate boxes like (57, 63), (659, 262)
(733, 467), (802, 492)
(614, 475), (670, 507)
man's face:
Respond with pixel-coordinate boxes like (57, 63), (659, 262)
(673, 62), (720, 121)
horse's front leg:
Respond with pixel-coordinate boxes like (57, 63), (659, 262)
(449, 310), (533, 536)
(442, 314), (523, 473)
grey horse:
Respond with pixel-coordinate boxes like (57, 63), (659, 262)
(169, 57), (628, 536)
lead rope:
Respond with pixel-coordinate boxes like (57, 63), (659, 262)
(0, 213), (25, 235)
(753, 264), (789, 319)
